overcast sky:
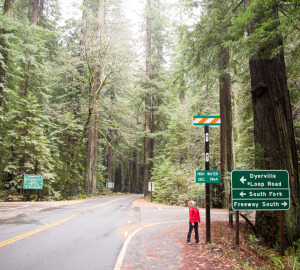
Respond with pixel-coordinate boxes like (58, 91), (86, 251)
(59, 0), (144, 24)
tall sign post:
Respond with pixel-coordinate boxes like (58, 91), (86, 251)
(205, 126), (210, 242)
(231, 170), (290, 255)
(193, 116), (221, 243)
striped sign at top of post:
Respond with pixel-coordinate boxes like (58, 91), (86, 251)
(193, 116), (221, 126)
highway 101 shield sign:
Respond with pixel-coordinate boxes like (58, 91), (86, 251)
(231, 170), (290, 211)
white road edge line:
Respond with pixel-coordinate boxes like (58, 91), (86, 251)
(114, 220), (186, 270)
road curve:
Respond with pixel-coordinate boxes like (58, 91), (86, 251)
(0, 195), (141, 270)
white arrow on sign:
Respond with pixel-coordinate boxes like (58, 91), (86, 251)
(281, 201), (288, 207)
(240, 176), (247, 184)
(240, 191), (246, 197)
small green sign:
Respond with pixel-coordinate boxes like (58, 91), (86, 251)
(23, 174), (43, 189)
(195, 170), (220, 183)
(231, 170), (290, 211)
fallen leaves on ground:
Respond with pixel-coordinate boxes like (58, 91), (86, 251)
(180, 221), (283, 270)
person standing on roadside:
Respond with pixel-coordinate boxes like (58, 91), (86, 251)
(187, 200), (200, 244)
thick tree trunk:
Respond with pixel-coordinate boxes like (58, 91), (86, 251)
(31, 0), (39, 25)
(114, 163), (122, 192)
(131, 149), (137, 193)
(4, 0), (15, 18)
(218, 46), (233, 210)
(85, 0), (105, 195)
(124, 163), (129, 193)
(245, 0), (300, 246)
(143, 0), (152, 196)
(251, 54), (300, 245)
(85, 83), (99, 195)
(107, 89), (114, 184)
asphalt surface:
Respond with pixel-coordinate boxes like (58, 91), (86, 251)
(0, 196), (230, 270)
(116, 199), (229, 270)
(0, 195), (141, 270)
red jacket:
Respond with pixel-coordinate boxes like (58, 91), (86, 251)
(189, 207), (200, 223)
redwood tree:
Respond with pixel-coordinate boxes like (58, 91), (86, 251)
(143, 0), (152, 196)
(245, 0), (299, 246)
(4, 0), (15, 18)
(219, 45), (233, 211)
(85, 0), (105, 195)
(31, 0), (39, 25)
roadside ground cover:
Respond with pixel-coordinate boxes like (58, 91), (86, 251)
(180, 221), (299, 270)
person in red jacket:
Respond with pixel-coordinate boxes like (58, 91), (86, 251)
(187, 200), (200, 244)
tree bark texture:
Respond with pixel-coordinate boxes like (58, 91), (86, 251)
(218, 46), (233, 209)
(131, 149), (137, 193)
(85, 0), (105, 195)
(31, 0), (39, 25)
(143, 0), (152, 196)
(245, 0), (300, 246)
(114, 163), (122, 192)
(107, 89), (114, 184)
(4, 0), (15, 18)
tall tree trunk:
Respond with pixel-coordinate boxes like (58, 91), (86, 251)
(31, 0), (39, 25)
(85, 0), (105, 195)
(218, 46), (233, 211)
(245, 0), (300, 246)
(22, 0), (39, 98)
(114, 163), (122, 192)
(85, 91), (99, 195)
(131, 149), (137, 193)
(143, 0), (152, 196)
(4, 0), (15, 18)
(107, 89), (114, 184)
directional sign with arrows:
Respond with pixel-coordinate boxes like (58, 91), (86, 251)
(231, 170), (290, 211)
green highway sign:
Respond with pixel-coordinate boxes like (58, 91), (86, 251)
(23, 174), (43, 189)
(195, 170), (220, 183)
(231, 170), (290, 211)
(193, 116), (221, 126)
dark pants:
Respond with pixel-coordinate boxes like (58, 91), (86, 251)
(187, 222), (199, 243)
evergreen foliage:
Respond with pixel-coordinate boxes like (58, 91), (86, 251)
(0, 0), (299, 249)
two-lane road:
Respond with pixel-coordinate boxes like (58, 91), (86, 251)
(0, 195), (141, 270)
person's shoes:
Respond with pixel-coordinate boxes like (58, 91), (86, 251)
(187, 241), (192, 245)
(196, 241), (200, 244)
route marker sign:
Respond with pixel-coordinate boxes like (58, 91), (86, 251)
(193, 116), (221, 126)
(231, 170), (290, 211)
(23, 174), (43, 189)
(195, 170), (220, 183)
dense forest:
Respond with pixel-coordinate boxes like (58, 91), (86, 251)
(0, 0), (299, 248)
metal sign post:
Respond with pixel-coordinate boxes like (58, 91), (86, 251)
(205, 126), (211, 243)
(193, 116), (220, 244)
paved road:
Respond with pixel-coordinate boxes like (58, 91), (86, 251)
(0, 196), (230, 270)
(0, 195), (141, 270)
(115, 199), (229, 269)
